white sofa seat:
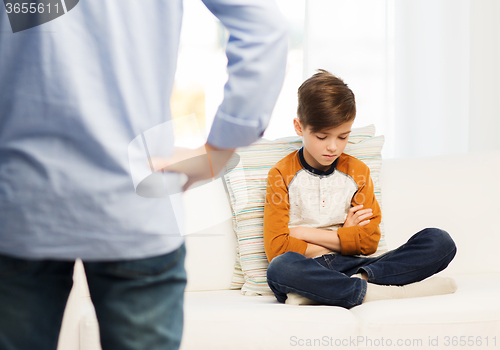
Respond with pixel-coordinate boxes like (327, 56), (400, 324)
(59, 150), (500, 350)
(182, 290), (359, 350)
(180, 273), (500, 350)
(352, 273), (500, 350)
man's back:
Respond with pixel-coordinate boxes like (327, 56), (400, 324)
(0, 0), (288, 260)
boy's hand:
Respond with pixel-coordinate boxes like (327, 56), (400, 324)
(344, 205), (372, 228)
(304, 243), (333, 258)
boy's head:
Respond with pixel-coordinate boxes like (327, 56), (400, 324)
(296, 69), (356, 132)
(294, 70), (356, 171)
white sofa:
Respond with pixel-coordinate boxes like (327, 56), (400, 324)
(58, 150), (500, 350)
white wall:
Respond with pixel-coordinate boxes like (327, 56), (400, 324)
(391, 0), (500, 158)
(303, 0), (392, 156)
(394, 0), (471, 158)
(303, 0), (500, 159)
(468, 0), (500, 153)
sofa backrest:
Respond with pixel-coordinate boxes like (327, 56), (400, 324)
(183, 150), (500, 291)
(183, 177), (236, 292)
(380, 150), (500, 275)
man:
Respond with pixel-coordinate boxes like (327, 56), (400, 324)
(0, 1), (287, 349)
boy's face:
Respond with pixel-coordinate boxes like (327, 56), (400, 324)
(294, 118), (353, 171)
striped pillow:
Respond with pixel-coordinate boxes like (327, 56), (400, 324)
(224, 125), (385, 295)
(345, 135), (387, 254)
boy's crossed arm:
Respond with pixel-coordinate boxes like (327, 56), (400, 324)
(289, 205), (373, 258)
(289, 227), (340, 257)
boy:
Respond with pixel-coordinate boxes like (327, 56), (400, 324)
(263, 70), (457, 308)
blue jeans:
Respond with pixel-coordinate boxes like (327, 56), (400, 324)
(266, 228), (457, 309)
(0, 243), (186, 350)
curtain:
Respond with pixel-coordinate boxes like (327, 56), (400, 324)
(304, 0), (500, 159)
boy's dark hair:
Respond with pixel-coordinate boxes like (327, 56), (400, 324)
(297, 69), (356, 133)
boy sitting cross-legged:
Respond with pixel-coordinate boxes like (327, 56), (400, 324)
(263, 70), (457, 308)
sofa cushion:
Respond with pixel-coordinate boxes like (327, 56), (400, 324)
(178, 273), (500, 350)
(181, 290), (359, 350)
(184, 218), (237, 292)
(350, 273), (500, 350)
(224, 125), (386, 295)
(225, 136), (302, 294)
(180, 174), (239, 292)
(179, 273), (500, 350)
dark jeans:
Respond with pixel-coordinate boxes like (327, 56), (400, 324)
(0, 244), (186, 350)
(266, 228), (456, 309)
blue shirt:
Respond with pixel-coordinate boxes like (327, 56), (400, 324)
(0, 0), (287, 260)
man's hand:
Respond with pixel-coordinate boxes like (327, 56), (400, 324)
(344, 205), (372, 228)
(149, 143), (235, 192)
